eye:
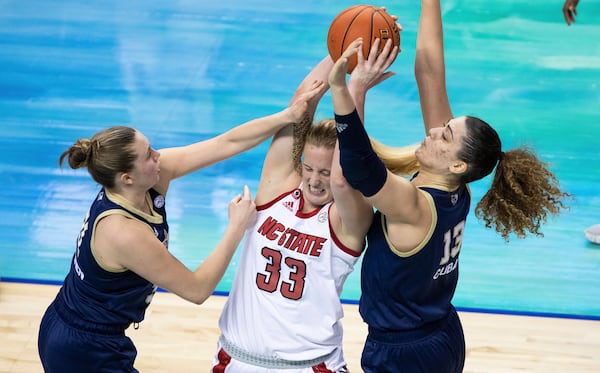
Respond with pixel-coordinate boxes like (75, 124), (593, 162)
(442, 123), (453, 142)
(438, 128), (446, 141)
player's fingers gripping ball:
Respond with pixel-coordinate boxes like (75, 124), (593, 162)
(327, 4), (400, 73)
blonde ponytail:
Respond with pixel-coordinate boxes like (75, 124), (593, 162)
(370, 138), (420, 176)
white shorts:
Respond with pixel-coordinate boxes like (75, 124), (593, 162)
(211, 337), (349, 373)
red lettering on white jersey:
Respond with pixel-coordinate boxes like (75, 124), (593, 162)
(257, 216), (327, 257)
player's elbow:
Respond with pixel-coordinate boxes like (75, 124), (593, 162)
(415, 54), (445, 84)
(179, 281), (213, 305)
(331, 169), (352, 192)
(187, 291), (211, 305)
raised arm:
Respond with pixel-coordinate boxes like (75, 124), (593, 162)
(154, 106), (303, 194)
(330, 39), (375, 250)
(415, 0), (452, 133)
(255, 57), (331, 203)
(330, 39), (427, 236)
(329, 38), (407, 247)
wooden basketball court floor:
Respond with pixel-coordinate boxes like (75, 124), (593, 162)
(1, 281), (599, 373)
(1, 1), (599, 372)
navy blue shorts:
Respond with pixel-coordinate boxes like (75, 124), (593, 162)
(361, 308), (465, 373)
(38, 300), (139, 373)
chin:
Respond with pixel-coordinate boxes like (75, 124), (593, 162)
(309, 195), (332, 208)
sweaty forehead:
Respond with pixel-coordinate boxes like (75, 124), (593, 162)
(131, 131), (151, 155)
(447, 117), (468, 137)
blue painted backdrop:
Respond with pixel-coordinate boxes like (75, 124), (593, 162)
(1, 0), (599, 318)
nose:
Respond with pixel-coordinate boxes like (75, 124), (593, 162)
(308, 171), (323, 186)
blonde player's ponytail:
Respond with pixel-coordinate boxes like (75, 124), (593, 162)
(370, 138), (420, 176)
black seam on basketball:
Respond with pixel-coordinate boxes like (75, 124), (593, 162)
(369, 9), (376, 49)
(341, 6), (370, 56)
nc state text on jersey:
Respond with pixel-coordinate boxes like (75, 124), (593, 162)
(257, 216), (327, 257)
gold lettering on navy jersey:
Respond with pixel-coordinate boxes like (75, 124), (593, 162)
(257, 216), (327, 257)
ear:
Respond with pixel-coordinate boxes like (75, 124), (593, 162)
(119, 172), (134, 186)
(449, 160), (467, 175)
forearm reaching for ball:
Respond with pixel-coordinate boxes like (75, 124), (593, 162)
(330, 38), (388, 197)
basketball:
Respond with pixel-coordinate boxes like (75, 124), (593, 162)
(327, 5), (400, 73)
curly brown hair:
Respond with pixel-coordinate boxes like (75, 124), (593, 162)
(377, 116), (571, 242)
(475, 148), (571, 241)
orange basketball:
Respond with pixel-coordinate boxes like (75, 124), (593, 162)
(327, 5), (400, 73)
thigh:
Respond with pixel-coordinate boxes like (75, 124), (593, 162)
(38, 305), (138, 373)
(361, 314), (465, 373)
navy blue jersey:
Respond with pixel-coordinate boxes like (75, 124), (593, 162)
(59, 187), (169, 329)
(359, 184), (470, 332)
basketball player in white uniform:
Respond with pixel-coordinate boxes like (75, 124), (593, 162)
(213, 39), (400, 372)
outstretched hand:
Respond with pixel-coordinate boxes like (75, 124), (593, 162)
(287, 79), (326, 123)
(329, 37), (398, 120)
(228, 185), (257, 229)
(328, 38), (365, 116)
(329, 38), (363, 89)
(563, 0), (579, 25)
(350, 37), (398, 91)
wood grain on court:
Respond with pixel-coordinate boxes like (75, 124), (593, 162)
(1, 281), (598, 373)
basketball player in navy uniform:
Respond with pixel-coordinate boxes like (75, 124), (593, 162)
(328, 0), (569, 371)
(37, 87), (323, 373)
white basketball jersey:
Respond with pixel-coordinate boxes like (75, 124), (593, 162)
(218, 187), (360, 361)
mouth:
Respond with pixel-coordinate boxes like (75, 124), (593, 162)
(308, 184), (325, 195)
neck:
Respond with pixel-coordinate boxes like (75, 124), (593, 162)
(412, 170), (460, 191)
(300, 195), (330, 214)
(108, 187), (150, 214)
